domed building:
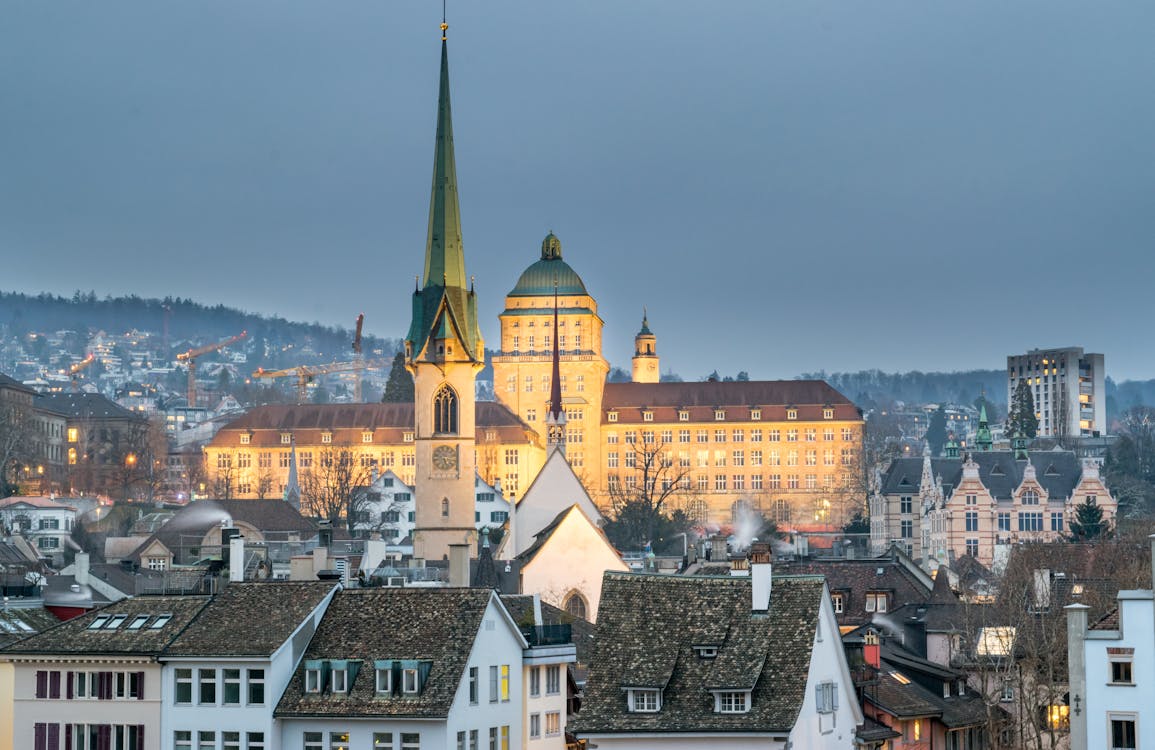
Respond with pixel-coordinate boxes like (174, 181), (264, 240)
(492, 233), (609, 484)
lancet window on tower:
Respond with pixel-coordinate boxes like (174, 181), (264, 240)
(434, 384), (458, 435)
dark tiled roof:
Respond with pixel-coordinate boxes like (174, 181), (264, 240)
(880, 451), (1088, 501)
(0, 372), (35, 394)
(128, 498), (316, 563)
(0, 608), (60, 648)
(775, 556), (932, 629)
(571, 572), (825, 735)
(0, 596), (210, 655)
(37, 393), (145, 421)
(601, 380), (860, 424)
(165, 582), (336, 657)
(1091, 607), (1119, 631)
(275, 587), (498, 719)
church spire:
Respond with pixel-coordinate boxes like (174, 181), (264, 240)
(422, 36), (466, 291)
(546, 280), (567, 454)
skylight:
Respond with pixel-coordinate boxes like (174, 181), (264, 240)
(105, 615), (128, 629)
(890, 671), (912, 685)
(149, 614), (172, 629)
(87, 615), (110, 630)
(126, 615), (149, 630)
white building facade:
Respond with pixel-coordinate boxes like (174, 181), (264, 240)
(1008, 347), (1106, 438)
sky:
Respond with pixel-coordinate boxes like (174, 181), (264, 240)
(3, 1), (1154, 380)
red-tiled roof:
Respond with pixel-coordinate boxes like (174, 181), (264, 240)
(601, 380), (860, 424)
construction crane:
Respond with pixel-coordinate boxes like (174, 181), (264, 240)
(177, 330), (247, 408)
(352, 313), (365, 402)
(68, 353), (96, 390)
(253, 358), (386, 403)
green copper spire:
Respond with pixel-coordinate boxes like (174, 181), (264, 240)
(422, 39), (466, 290)
(975, 403), (993, 452)
(406, 34), (483, 363)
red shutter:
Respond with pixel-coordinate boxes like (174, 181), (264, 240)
(34, 723), (46, 750)
(35, 671), (48, 699)
(135, 671), (145, 700)
(66, 672), (74, 700)
(48, 671), (61, 699)
(47, 723), (59, 750)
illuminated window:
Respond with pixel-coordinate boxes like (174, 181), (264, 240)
(67, 428), (78, 443)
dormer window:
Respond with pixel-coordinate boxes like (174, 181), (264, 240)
(331, 668), (348, 694)
(239, 433), (251, 445)
(362, 431), (374, 443)
(715, 690), (751, 714)
(750, 409), (761, 421)
(823, 408), (834, 420)
(642, 411), (654, 422)
(678, 410), (689, 422)
(627, 688), (661, 713)
(608, 412), (618, 423)
(376, 667), (393, 695)
(865, 593), (888, 613)
(693, 645), (719, 659)
(321, 432), (332, 444)
(714, 410), (725, 421)
(403, 668), (419, 695)
(305, 668), (322, 693)
(786, 409), (798, 420)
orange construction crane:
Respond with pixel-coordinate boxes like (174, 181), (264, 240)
(177, 330), (247, 407)
(253, 357), (385, 403)
(68, 353), (96, 390)
(352, 313), (365, 402)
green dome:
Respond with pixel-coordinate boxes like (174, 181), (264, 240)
(508, 233), (589, 297)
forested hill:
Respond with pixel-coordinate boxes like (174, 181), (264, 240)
(797, 369), (1008, 409)
(0, 291), (401, 363)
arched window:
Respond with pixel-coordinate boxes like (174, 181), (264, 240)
(441, 497), (450, 517)
(434, 384), (458, 435)
(564, 591), (588, 621)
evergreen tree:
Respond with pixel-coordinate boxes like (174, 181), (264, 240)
(381, 352), (414, 403)
(1008, 379), (1039, 438)
(1069, 497), (1108, 541)
(925, 405), (948, 456)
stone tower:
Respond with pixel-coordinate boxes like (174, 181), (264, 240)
(404, 31), (483, 561)
(631, 311), (659, 383)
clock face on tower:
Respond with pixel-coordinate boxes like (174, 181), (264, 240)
(432, 445), (458, 471)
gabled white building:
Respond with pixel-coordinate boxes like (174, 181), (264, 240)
(354, 470), (510, 544)
(160, 581), (337, 750)
(1067, 535), (1155, 750)
(501, 449), (604, 559)
(275, 588), (528, 750)
(0, 497), (77, 563)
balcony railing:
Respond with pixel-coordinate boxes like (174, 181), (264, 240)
(520, 624), (573, 647)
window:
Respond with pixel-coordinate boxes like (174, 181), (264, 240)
(714, 410), (725, 421)
(329, 732), (350, 750)
(998, 512), (1011, 531)
(966, 538), (979, 557)
(374, 734), (394, 750)
(714, 429), (726, 443)
(642, 411), (653, 422)
(223, 732), (241, 750)
(247, 669), (265, 705)
(304, 734), (324, 750)
(900, 495), (912, 514)
(199, 731), (216, 750)
(546, 664), (561, 695)
(529, 666), (541, 697)
(831, 593), (844, 613)
(607, 411), (617, 422)
(500, 664), (510, 701)
(900, 520), (913, 539)
(1019, 512), (1044, 532)
(223, 669), (241, 704)
(401, 735), (420, 750)
(175, 669), (193, 704)
(1051, 512), (1064, 531)
(529, 714), (541, 739)
(1111, 657), (1134, 685)
(489, 666), (499, 702)
(678, 410), (689, 421)
(1021, 489), (1040, 505)
(545, 713), (560, 737)
(175, 732), (192, 750)
(628, 688), (661, 712)
(198, 669), (216, 704)
(865, 593), (887, 613)
(247, 733), (265, 750)
(434, 385), (458, 434)
(1000, 678), (1014, 702)
(816, 681), (839, 713)
(487, 728), (496, 750)
(717, 691), (749, 714)
(468, 730), (478, 750)
(281, 433), (292, 445)
(456, 732), (465, 750)
(500, 726), (510, 750)
(305, 668), (322, 694)
(966, 511), (979, 531)
(331, 668), (348, 694)
(403, 668), (419, 694)
(1110, 716), (1137, 749)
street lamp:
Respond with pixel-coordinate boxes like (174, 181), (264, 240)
(124, 453), (137, 502)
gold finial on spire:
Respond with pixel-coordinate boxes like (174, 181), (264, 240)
(441, 0), (448, 40)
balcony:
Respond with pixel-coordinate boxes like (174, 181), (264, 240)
(520, 624), (573, 647)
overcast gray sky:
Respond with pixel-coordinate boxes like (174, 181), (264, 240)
(2, 1), (1153, 380)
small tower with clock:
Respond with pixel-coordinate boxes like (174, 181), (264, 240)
(631, 310), (660, 384)
(404, 26), (484, 561)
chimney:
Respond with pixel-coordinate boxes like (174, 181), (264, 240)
(1066, 602), (1090, 750)
(449, 544), (470, 587)
(221, 526), (240, 567)
(229, 534), (246, 582)
(75, 552), (90, 586)
(751, 562), (772, 612)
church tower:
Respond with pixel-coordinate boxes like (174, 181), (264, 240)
(404, 26), (484, 561)
(631, 311), (660, 383)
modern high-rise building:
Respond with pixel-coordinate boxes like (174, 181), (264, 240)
(1006, 347), (1106, 438)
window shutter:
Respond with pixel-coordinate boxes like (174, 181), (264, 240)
(97, 724), (111, 750)
(65, 725), (72, 749)
(136, 672), (145, 700)
(49, 671), (61, 699)
(101, 672), (112, 700)
(833, 685), (839, 711)
(35, 670), (48, 699)
(135, 725), (144, 748)
(47, 723), (60, 750)
(34, 723), (46, 750)
(66, 672), (73, 700)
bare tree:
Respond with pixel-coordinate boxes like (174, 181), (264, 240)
(603, 439), (695, 551)
(0, 393), (34, 496)
(299, 445), (373, 532)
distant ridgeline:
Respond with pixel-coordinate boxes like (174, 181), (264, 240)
(798, 369), (1008, 409)
(0, 290), (401, 365)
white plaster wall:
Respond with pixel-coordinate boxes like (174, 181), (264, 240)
(519, 510), (628, 622)
(445, 597), (525, 741)
(1085, 593), (1155, 750)
(510, 453), (603, 557)
(581, 735), (787, 750)
(161, 659), (276, 749)
(280, 719), (446, 750)
(788, 588), (862, 750)
(11, 661), (163, 750)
